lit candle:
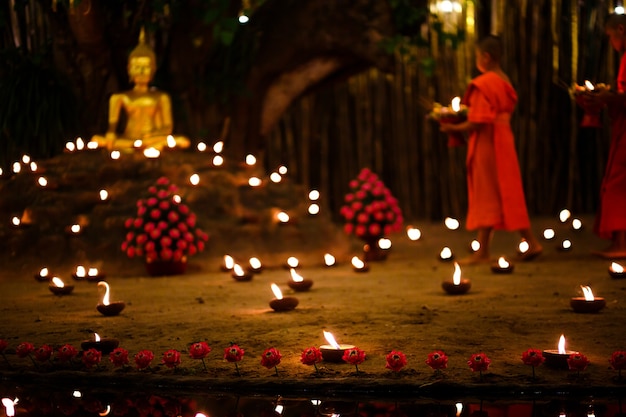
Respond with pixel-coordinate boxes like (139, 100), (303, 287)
(324, 253), (336, 267)
(439, 246), (454, 261)
(559, 239), (572, 251)
(406, 226), (421, 241)
(444, 217), (460, 230)
(248, 177), (262, 187)
(35, 267), (50, 282)
(469, 240), (480, 253)
(49, 276), (74, 296)
(189, 173), (200, 185)
(143, 147), (159, 158)
(197, 142), (207, 152)
(2, 397), (16, 417)
(81, 332), (119, 354)
(96, 281), (126, 316)
(363, 238), (391, 262)
(543, 334), (578, 369)
(571, 218), (583, 231)
(212, 155), (224, 166)
(248, 257), (263, 273)
(559, 209), (571, 223)
(287, 268), (313, 292)
(570, 285), (606, 313)
(213, 141), (224, 153)
(270, 172), (282, 183)
(221, 255), (235, 272)
(99, 189), (109, 201)
(66, 224), (82, 235)
(231, 263), (252, 282)
(309, 190), (320, 201)
(609, 262), (625, 279)
(491, 256), (514, 274)
(442, 262), (471, 295)
(276, 211), (290, 224)
(285, 256), (300, 269)
(245, 154), (256, 166)
(543, 228), (555, 240)
(269, 283), (298, 312)
(351, 256), (369, 272)
(319, 331), (355, 363)
(166, 135), (176, 148)
(518, 240), (529, 255)
(308, 203), (320, 215)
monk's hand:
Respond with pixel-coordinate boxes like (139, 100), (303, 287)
(439, 123), (454, 134)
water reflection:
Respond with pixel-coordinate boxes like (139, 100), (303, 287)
(0, 387), (623, 417)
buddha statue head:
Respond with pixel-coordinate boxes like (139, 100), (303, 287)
(128, 28), (157, 85)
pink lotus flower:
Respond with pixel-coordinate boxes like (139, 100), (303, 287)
(300, 347), (323, 373)
(260, 347), (282, 376)
(567, 353), (589, 374)
(134, 349), (154, 370)
(468, 352), (491, 380)
(82, 348), (102, 369)
(161, 349), (181, 369)
(224, 344), (245, 376)
(521, 348), (544, 379)
(189, 342), (212, 372)
(385, 350), (407, 372)
(33, 344), (53, 362)
(426, 350), (448, 371)
(56, 344), (78, 363)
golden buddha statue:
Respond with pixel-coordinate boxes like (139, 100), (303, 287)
(91, 29), (190, 151)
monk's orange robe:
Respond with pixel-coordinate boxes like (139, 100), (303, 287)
(462, 72), (530, 231)
(594, 51), (626, 239)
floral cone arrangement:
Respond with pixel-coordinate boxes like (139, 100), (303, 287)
(521, 348), (545, 379)
(339, 168), (403, 259)
(121, 177), (209, 276)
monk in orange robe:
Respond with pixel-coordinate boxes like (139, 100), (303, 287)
(440, 36), (542, 264)
(583, 13), (626, 258)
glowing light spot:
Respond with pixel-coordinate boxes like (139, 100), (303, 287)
(65, 142), (76, 152)
(406, 227), (421, 241)
(278, 165), (288, 175)
(309, 190), (320, 200)
(245, 154), (256, 166)
(543, 228), (555, 239)
(76, 137), (85, 150)
(37, 177), (48, 187)
(559, 209), (571, 223)
(110, 151), (121, 160)
(212, 155), (224, 166)
(270, 172), (282, 183)
(99, 189), (109, 201)
(197, 142), (207, 152)
(12, 162), (21, 174)
(444, 217), (460, 230)
(190, 174), (200, 185)
(308, 203), (320, 215)
(248, 177), (262, 187)
(213, 141), (224, 153)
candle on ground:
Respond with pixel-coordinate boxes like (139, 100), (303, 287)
(442, 262), (471, 295)
(320, 331), (355, 363)
(81, 332), (119, 354)
(491, 256), (514, 274)
(269, 283), (298, 312)
(570, 285), (605, 313)
(49, 277), (74, 296)
(96, 281), (126, 316)
(543, 334), (577, 369)
(287, 268), (313, 292)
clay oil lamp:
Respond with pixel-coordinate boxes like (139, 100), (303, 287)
(320, 330), (355, 363)
(363, 237), (391, 262)
(269, 283), (298, 312)
(439, 246), (454, 262)
(609, 262), (625, 279)
(248, 257), (263, 274)
(324, 253), (337, 267)
(35, 267), (51, 282)
(96, 281), (126, 316)
(491, 256), (514, 274)
(81, 332), (119, 355)
(284, 256), (300, 270)
(442, 262), (471, 295)
(406, 226), (421, 241)
(49, 277), (74, 296)
(543, 334), (578, 369)
(351, 256), (369, 273)
(570, 285), (606, 313)
(231, 263), (252, 282)
(221, 255), (235, 272)
(287, 268), (313, 292)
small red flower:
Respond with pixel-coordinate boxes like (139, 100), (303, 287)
(521, 349), (545, 368)
(224, 345), (245, 363)
(300, 347), (323, 366)
(82, 348), (102, 369)
(0, 339), (8, 353)
(426, 350), (448, 370)
(33, 344), (53, 362)
(134, 349), (154, 370)
(56, 344), (78, 363)
(467, 353), (491, 373)
(161, 349), (181, 368)
(109, 348), (129, 367)
(343, 347), (366, 366)
(189, 342), (212, 360)
(385, 350), (407, 372)
(610, 351), (626, 370)
(16, 342), (34, 358)
(260, 347), (282, 369)
(567, 353), (590, 372)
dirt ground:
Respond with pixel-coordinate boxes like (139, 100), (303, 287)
(1, 214), (626, 399)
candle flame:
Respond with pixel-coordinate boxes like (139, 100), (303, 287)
(451, 96), (461, 112)
(99, 190), (109, 201)
(287, 257), (299, 268)
(407, 227), (421, 241)
(270, 172), (282, 183)
(271, 283), (283, 300)
(233, 264), (245, 276)
(562, 239), (572, 249)
(323, 331), (341, 349)
(94, 332), (101, 342)
(71, 224), (81, 233)
(99, 405), (111, 416)
(167, 135), (176, 148)
(66, 142), (75, 152)
(87, 141), (98, 149)
(88, 268), (99, 276)
(378, 238), (392, 250)
(440, 247), (452, 259)
(277, 211), (290, 223)
(278, 165), (288, 174)
(11, 217), (20, 226)
(453, 262), (461, 285)
(455, 403), (463, 417)
(470, 240), (480, 252)
(558, 334), (566, 354)
(309, 190), (320, 200)
(444, 217), (460, 230)
(308, 203), (320, 215)
(290, 268), (304, 282)
(2, 398), (16, 417)
(572, 218), (582, 230)
(98, 281), (111, 305)
(212, 155), (224, 166)
(351, 256), (365, 269)
(324, 253), (336, 266)
(497, 257), (509, 268)
(543, 228), (555, 239)
(213, 141), (224, 153)
(245, 154), (257, 165)
(581, 285), (595, 301)
(143, 147), (160, 158)
(584, 80), (595, 90)
(110, 150), (121, 160)
(248, 176), (262, 187)
(249, 257), (262, 269)
(76, 265), (86, 277)
(518, 240), (529, 253)
(559, 209), (571, 223)
(40, 267), (49, 277)
(189, 174), (200, 185)
(76, 137), (85, 150)
(223, 255), (234, 270)
(197, 142), (207, 152)
(51, 277), (65, 288)
(612, 262), (624, 273)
